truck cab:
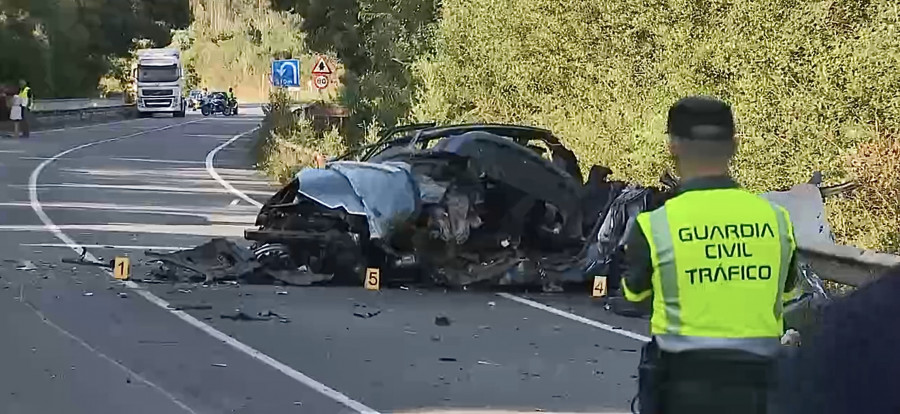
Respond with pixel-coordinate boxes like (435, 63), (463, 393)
(134, 48), (186, 118)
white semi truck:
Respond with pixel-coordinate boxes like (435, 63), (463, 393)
(133, 48), (187, 117)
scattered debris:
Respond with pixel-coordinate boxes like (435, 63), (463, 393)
(477, 360), (501, 366)
(221, 311), (270, 321)
(146, 238), (258, 284)
(17, 261), (38, 271)
(62, 247), (112, 269)
(169, 304), (213, 311)
(487, 301), (496, 307)
(211, 363), (228, 368)
(83, 292), (94, 297)
(276, 290), (289, 295)
(430, 335), (442, 342)
(434, 316), (451, 326)
(353, 304), (382, 319)
(438, 357), (458, 362)
(118, 292), (128, 298)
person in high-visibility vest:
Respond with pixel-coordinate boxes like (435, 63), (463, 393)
(18, 79), (33, 138)
(623, 96), (800, 414)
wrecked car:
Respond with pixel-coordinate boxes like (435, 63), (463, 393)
(245, 123), (671, 289)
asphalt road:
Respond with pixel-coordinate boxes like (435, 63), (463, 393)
(0, 112), (651, 413)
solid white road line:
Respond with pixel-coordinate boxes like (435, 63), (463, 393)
(110, 158), (207, 165)
(30, 120), (381, 414)
(205, 127), (265, 208)
(206, 128), (652, 346)
(496, 293), (651, 342)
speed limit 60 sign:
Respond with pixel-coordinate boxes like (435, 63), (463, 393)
(314, 75), (329, 90)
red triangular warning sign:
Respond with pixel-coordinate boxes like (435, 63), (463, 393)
(312, 56), (332, 75)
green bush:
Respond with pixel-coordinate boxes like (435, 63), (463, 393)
(413, 0), (900, 253)
(258, 89), (348, 182)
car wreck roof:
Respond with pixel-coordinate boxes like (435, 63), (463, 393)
(412, 123), (560, 144)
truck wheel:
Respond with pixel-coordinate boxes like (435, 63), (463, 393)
(138, 112), (150, 119)
(174, 106), (186, 118)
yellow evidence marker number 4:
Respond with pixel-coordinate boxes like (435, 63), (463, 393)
(591, 276), (607, 298)
(365, 268), (381, 290)
(114, 257), (131, 280)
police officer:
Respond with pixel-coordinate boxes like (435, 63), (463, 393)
(622, 96), (800, 414)
(18, 79), (33, 138)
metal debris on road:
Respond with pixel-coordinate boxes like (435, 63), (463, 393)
(62, 247), (113, 269)
(168, 304), (213, 311)
(17, 260), (38, 271)
(477, 360), (501, 366)
(438, 357), (458, 362)
(220, 311), (270, 321)
(487, 301), (496, 307)
(211, 363), (228, 368)
(118, 292), (128, 298)
(434, 315), (451, 326)
(83, 292), (94, 297)
(353, 304), (382, 319)
(276, 290), (289, 295)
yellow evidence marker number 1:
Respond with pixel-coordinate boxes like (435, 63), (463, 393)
(591, 276), (607, 298)
(365, 268), (381, 290)
(114, 257), (131, 280)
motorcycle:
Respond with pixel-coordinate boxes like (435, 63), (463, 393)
(200, 93), (236, 116)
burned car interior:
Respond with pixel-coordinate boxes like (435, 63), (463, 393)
(244, 123), (673, 290)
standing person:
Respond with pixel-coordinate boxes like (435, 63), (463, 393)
(9, 92), (23, 139)
(622, 96), (800, 414)
(18, 79), (32, 138)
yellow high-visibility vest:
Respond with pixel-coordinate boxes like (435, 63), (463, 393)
(18, 86), (31, 109)
(631, 188), (796, 355)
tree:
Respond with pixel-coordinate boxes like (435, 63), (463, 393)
(270, 0), (440, 137)
(0, 0), (191, 97)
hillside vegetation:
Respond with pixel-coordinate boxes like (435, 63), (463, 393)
(184, 0), (335, 102)
(410, 0), (900, 253)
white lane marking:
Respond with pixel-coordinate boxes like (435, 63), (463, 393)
(0, 224), (246, 238)
(110, 158), (206, 165)
(496, 293), (650, 342)
(0, 201), (257, 215)
(205, 129), (652, 346)
(25, 183), (272, 196)
(185, 134), (234, 138)
(32, 117), (145, 135)
(21, 300), (199, 414)
(22, 243), (186, 251)
(27, 119), (204, 414)
(30, 121), (381, 414)
(205, 127), (265, 208)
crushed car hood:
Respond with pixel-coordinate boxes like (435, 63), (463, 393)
(295, 161), (419, 239)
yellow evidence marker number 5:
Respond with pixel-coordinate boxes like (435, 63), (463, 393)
(592, 276), (607, 298)
(114, 257), (131, 280)
(365, 268), (381, 290)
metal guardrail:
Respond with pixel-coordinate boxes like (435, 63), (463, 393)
(33, 98), (129, 112)
(800, 243), (900, 287)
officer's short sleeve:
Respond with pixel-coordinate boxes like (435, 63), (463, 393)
(622, 220), (653, 302)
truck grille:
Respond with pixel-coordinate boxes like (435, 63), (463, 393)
(142, 98), (174, 108)
(143, 89), (174, 97)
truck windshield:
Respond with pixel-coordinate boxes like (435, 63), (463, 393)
(138, 65), (179, 82)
